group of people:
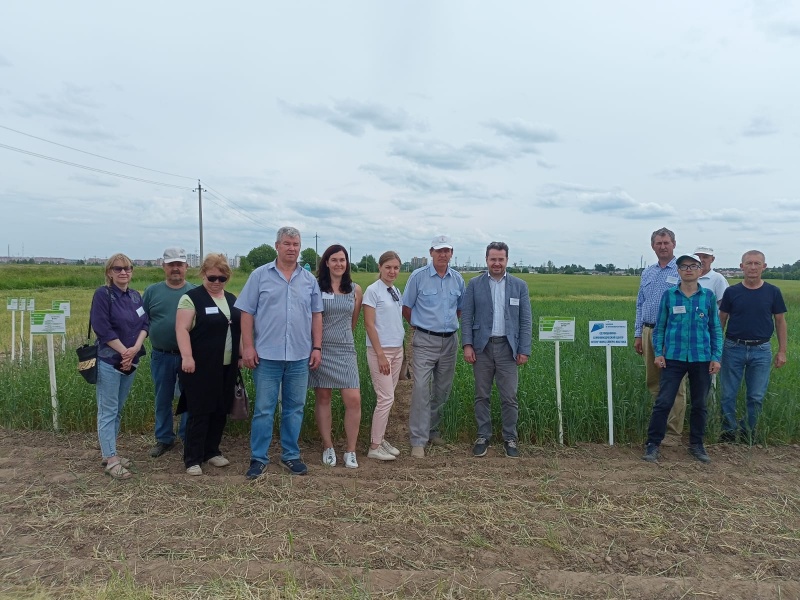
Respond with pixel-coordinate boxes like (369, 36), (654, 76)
(635, 227), (788, 464)
(89, 224), (787, 479)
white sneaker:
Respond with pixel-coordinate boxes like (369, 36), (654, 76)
(343, 451), (359, 469)
(367, 446), (396, 461)
(186, 465), (202, 476)
(380, 439), (401, 457)
(207, 455), (230, 468)
(322, 447), (337, 466)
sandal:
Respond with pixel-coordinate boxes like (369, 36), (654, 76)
(101, 457), (133, 468)
(104, 461), (133, 480)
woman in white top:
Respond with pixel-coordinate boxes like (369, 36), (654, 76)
(363, 251), (405, 461)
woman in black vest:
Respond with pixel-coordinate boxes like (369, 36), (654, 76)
(176, 253), (242, 475)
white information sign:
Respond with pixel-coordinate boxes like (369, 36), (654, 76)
(7, 298), (19, 311)
(30, 310), (66, 335)
(27, 299), (35, 311)
(589, 321), (628, 347)
(19, 298), (28, 311)
(52, 300), (71, 318)
(538, 316), (576, 342)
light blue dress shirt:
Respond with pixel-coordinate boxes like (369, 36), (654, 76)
(488, 272), (506, 336)
(402, 262), (465, 333)
(234, 261), (323, 361)
(635, 258), (679, 338)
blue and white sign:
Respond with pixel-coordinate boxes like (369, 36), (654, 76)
(589, 321), (628, 347)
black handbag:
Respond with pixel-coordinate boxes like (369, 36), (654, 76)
(76, 318), (98, 384)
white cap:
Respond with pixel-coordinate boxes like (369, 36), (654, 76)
(693, 245), (714, 256)
(163, 247), (188, 263)
(677, 253), (702, 265)
(430, 234), (453, 250)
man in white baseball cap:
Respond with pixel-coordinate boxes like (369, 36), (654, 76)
(694, 245), (729, 307)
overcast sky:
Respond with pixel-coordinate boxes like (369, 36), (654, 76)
(1, 1), (799, 270)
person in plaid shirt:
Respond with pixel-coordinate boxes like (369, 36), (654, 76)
(642, 253), (723, 464)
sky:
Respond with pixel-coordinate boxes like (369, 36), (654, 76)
(1, 1), (799, 270)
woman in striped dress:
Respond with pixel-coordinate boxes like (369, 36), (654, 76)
(309, 244), (363, 468)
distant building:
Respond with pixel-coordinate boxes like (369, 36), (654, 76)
(411, 256), (428, 269)
(186, 253), (201, 268)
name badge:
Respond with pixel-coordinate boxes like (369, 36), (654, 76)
(509, 298), (520, 306)
(666, 276), (679, 285)
(673, 305), (687, 314)
(205, 306), (220, 315)
(322, 292), (335, 300)
(136, 306), (145, 317)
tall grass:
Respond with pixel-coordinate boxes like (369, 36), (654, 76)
(2, 268), (799, 445)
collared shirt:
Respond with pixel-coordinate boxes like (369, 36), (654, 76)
(234, 261), (323, 361)
(91, 284), (150, 366)
(635, 258), (679, 338)
(488, 271), (507, 336)
(698, 270), (729, 306)
(653, 284), (723, 363)
(402, 262), (465, 332)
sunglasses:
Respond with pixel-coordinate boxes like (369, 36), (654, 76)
(387, 287), (400, 302)
(206, 275), (228, 283)
(111, 266), (133, 273)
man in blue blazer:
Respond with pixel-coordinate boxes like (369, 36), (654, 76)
(462, 241), (533, 458)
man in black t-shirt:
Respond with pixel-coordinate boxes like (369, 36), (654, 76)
(719, 250), (787, 442)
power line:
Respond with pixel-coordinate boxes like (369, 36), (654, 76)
(0, 143), (192, 190)
(204, 182), (277, 229)
(203, 190), (276, 231)
(0, 124), (195, 180)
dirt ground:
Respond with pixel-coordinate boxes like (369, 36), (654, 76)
(1, 378), (800, 599)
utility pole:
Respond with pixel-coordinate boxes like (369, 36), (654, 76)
(314, 232), (319, 270)
(194, 179), (207, 260)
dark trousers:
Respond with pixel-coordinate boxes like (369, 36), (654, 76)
(647, 360), (710, 447)
(184, 410), (227, 468)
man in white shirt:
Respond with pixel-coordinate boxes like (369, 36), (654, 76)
(694, 245), (729, 307)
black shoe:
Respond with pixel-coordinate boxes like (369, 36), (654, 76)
(149, 441), (175, 458)
(718, 431), (737, 444)
(503, 440), (519, 458)
(689, 444), (711, 463)
(246, 460), (267, 480)
(280, 459), (308, 476)
(472, 437), (489, 457)
(642, 443), (659, 462)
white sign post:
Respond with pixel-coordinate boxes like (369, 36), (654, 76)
(539, 316), (576, 445)
(31, 310), (67, 431)
(52, 301), (71, 352)
(27, 299), (35, 360)
(6, 298), (19, 361)
(18, 297), (27, 363)
(589, 321), (629, 446)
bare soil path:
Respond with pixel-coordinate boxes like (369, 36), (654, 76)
(1, 383), (799, 599)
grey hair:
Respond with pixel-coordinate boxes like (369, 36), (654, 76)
(276, 226), (301, 244)
(741, 250), (766, 263)
(650, 227), (676, 245)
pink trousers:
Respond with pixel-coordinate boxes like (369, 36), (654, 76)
(367, 346), (404, 445)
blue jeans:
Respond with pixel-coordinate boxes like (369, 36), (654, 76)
(150, 349), (187, 444)
(250, 359), (309, 464)
(96, 360), (137, 459)
(647, 360), (710, 446)
(720, 339), (772, 435)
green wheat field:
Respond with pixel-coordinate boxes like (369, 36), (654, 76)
(2, 264), (798, 445)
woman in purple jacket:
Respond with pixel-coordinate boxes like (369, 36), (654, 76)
(90, 253), (149, 479)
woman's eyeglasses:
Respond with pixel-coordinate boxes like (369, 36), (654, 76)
(111, 266), (133, 273)
(206, 275), (228, 283)
(387, 287), (400, 302)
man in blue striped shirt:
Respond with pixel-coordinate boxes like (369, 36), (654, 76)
(643, 254), (723, 464)
(634, 227), (686, 444)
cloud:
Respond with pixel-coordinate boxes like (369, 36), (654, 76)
(536, 182), (676, 220)
(250, 184), (277, 196)
(13, 82), (100, 124)
(653, 161), (771, 181)
(768, 20), (800, 38)
(484, 119), (559, 144)
(361, 164), (506, 201)
(691, 208), (748, 223)
(388, 137), (525, 170)
(742, 117), (778, 137)
(69, 174), (120, 188)
(774, 198), (800, 210)
(279, 98), (419, 136)
(0, 54), (10, 67)
(291, 196), (360, 219)
(53, 127), (119, 142)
